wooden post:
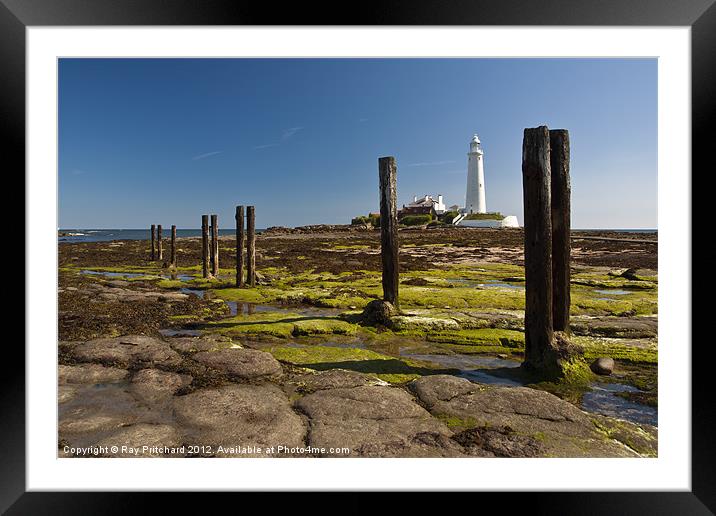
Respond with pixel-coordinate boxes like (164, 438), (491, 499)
(210, 214), (219, 277)
(521, 126), (553, 371)
(201, 215), (210, 278)
(150, 224), (156, 260)
(235, 206), (245, 287)
(550, 129), (571, 333)
(247, 206), (256, 287)
(157, 225), (163, 261)
(378, 156), (399, 306)
(170, 225), (177, 268)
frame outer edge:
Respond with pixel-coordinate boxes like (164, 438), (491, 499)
(0, 0), (27, 514)
(691, 0), (716, 513)
(5, 0), (714, 511)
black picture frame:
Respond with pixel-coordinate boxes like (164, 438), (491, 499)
(4, 0), (709, 512)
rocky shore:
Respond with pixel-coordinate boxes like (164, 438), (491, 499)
(58, 226), (658, 458)
(59, 336), (655, 458)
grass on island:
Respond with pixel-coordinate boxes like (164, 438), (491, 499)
(463, 212), (504, 221)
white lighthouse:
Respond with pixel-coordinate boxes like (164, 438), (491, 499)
(465, 133), (486, 214)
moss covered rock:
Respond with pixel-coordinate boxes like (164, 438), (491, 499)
(409, 375), (643, 457)
(361, 299), (398, 326)
(389, 315), (461, 332)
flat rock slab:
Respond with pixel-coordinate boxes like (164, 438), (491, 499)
(69, 335), (183, 370)
(409, 375), (641, 458)
(130, 368), (192, 404)
(571, 317), (658, 338)
(296, 385), (464, 457)
(59, 386), (150, 438)
(95, 424), (183, 457)
(158, 292), (190, 301)
(452, 311), (524, 330)
(173, 384), (306, 457)
(59, 370), (180, 451)
(106, 280), (130, 287)
(192, 348), (282, 381)
(289, 369), (386, 392)
(169, 337), (233, 354)
(82, 283), (189, 304)
(58, 385), (79, 404)
(59, 363), (129, 384)
(389, 315), (461, 332)
(451, 426), (544, 458)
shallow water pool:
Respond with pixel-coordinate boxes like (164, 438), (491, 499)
(593, 289), (631, 296)
(581, 382), (657, 426)
(81, 269), (195, 282)
(401, 351), (657, 426)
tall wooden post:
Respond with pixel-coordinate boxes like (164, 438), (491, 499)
(521, 127), (553, 371)
(235, 206), (245, 287)
(210, 214), (219, 277)
(201, 215), (210, 278)
(170, 225), (177, 268)
(550, 129), (571, 333)
(247, 206), (256, 287)
(378, 156), (399, 306)
(150, 224), (156, 260)
(157, 225), (163, 261)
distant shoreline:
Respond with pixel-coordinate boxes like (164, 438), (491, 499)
(58, 226), (657, 244)
(58, 227), (658, 233)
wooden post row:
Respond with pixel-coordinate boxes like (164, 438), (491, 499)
(521, 126), (553, 370)
(201, 215), (210, 278)
(170, 225), (177, 268)
(150, 224), (156, 260)
(236, 206), (245, 287)
(210, 214), (219, 276)
(157, 225), (163, 261)
(247, 206), (256, 287)
(378, 156), (399, 306)
(550, 129), (571, 333)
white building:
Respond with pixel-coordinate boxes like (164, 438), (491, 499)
(459, 215), (520, 228)
(465, 134), (487, 214)
(407, 194), (446, 214)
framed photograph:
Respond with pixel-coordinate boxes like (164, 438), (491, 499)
(7, 0), (710, 512)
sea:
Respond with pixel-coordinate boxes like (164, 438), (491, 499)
(58, 228), (656, 244)
(58, 229), (265, 243)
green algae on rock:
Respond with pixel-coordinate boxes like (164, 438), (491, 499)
(408, 374), (646, 457)
(266, 345), (455, 384)
(426, 328), (525, 347)
(200, 311), (358, 339)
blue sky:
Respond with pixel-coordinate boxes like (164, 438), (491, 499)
(59, 58), (657, 229)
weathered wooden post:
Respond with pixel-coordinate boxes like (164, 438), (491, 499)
(150, 224), (156, 260)
(550, 129), (571, 333)
(201, 215), (210, 278)
(235, 205), (245, 287)
(210, 214), (219, 276)
(378, 156), (399, 306)
(157, 225), (163, 261)
(247, 206), (256, 287)
(521, 127), (554, 372)
(170, 225), (177, 268)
